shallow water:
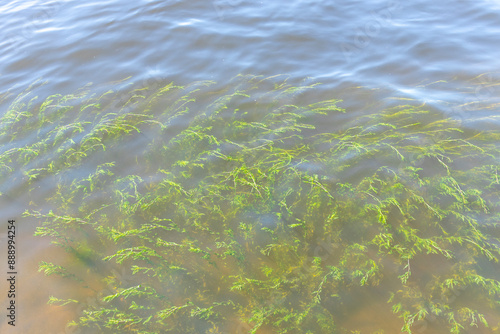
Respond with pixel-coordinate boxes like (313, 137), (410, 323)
(1, 0), (500, 333)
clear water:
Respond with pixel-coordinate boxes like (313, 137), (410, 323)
(1, 0), (500, 333)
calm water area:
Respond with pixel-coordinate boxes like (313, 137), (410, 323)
(1, 0), (500, 333)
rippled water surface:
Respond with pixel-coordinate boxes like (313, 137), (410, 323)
(2, 0), (500, 98)
(1, 0), (500, 333)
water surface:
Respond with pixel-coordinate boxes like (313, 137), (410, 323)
(1, 0), (500, 333)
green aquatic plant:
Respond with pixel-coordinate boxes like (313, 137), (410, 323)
(1, 74), (499, 333)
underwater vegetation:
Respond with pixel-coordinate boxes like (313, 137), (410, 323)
(1, 75), (500, 333)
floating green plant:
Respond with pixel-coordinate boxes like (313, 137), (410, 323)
(1, 75), (499, 333)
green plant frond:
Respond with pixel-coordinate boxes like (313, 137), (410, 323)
(3, 75), (499, 334)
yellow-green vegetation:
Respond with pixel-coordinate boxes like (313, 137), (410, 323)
(1, 75), (499, 333)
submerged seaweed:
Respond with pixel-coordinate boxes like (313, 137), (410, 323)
(1, 75), (499, 333)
